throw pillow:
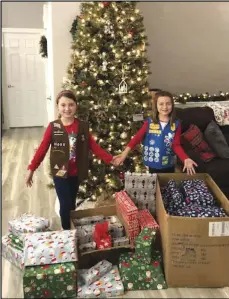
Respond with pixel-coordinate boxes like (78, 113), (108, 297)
(204, 120), (229, 159)
(182, 124), (216, 162)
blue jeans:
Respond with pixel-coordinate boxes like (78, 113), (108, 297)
(149, 166), (175, 173)
(53, 176), (79, 230)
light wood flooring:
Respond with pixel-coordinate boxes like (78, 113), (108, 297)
(2, 127), (229, 298)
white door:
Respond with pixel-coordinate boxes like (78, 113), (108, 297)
(3, 30), (46, 127)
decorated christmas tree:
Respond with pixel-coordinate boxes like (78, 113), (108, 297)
(63, 1), (151, 201)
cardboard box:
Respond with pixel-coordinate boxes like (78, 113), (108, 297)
(70, 205), (131, 256)
(156, 173), (229, 287)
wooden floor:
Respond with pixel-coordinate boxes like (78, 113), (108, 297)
(2, 128), (229, 298)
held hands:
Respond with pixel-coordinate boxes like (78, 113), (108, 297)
(26, 170), (34, 187)
(183, 158), (198, 175)
(111, 153), (127, 167)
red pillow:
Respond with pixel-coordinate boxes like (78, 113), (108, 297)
(182, 124), (216, 162)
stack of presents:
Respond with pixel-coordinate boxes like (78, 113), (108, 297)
(2, 172), (229, 297)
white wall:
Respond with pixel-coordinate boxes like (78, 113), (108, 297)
(138, 2), (229, 94)
(2, 2), (44, 28)
(46, 2), (81, 121)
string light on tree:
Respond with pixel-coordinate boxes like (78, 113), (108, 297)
(63, 2), (151, 202)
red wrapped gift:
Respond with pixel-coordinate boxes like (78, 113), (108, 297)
(115, 191), (140, 247)
(93, 222), (112, 250)
(138, 209), (159, 231)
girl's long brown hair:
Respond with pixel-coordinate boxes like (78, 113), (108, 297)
(151, 91), (176, 125)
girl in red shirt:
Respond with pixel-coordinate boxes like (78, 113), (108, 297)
(26, 90), (115, 230)
(114, 91), (197, 174)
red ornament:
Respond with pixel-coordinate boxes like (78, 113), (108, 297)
(81, 81), (87, 87)
(129, 30), (134, 37)
(103, 2), (110, 7)
(120, 172), (124, 180)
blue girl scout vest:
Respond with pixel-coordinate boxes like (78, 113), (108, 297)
(143, 118), (179, 169)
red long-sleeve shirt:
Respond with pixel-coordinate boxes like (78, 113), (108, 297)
(28, 119), (113, 176)
(127, 120), (188, 163)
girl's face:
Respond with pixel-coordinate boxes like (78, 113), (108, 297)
(57, 96), (77, 119)
(156, 96), (172, 117)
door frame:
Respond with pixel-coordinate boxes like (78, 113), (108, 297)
(2, 28), (46, 130)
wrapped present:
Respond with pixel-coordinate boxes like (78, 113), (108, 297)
(135, 227), (157, 264)
(125, 172), (157, 214)
(81, 260), (113, 286)
(2, 234), (24, 270)
(77, 266), (124, 298)
(119, 251), (167, 291)
(73, 215), (105, 226)
(24, 230), (77, 266)
(76, 224), (94, 244)
(94, 222), (112, 250)
(9, 213), (49, 240)
(124, 172), (157, 190)
(115, 191), (140, 247)
(138, 210), (159, 230)
(107, 216), (125, 238)
(76, 218), (124, 245)
(113, 236), (129, 247)
(7, 233), (23, 251)
(79, 241), (96, 253)
(23, 262), (77, 298)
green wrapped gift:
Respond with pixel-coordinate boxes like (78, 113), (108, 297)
(134, 227), (157, 264)
(23, 262), (77, 298)
(8, 233), (23, 251)
(119, 251), (167, 291)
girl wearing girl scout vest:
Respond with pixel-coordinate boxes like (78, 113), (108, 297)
(26, 90), (115, 230)
(114, 91), (197, 174)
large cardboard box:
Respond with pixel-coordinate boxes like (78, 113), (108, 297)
(156, 173), (229, 288)
(70, 205), (131, 267)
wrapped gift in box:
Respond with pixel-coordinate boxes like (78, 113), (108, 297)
(135, 227), (157, 264)
(2, 234), (24, 270)
(93, 222), (112, 250)
(76, 224), (94, 244)
(119, 251), (167, 291)
(106, 216), (125, 238)
(79, 242), (96, 253)
(77, 266), (124, 298)
(8, 213), (49, 240)
(76, 218), (125, 245)
(115, 191), (140, 247)
(138, 210), (159, 231)
(113, 236), (129, 247)
(73, 215), (105, 226)
(24, 230), (77, 266)
(23, 262), (77, 298)
(81, 260), (113, 286)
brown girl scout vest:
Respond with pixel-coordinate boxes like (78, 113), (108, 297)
(50, 119), (89, 182)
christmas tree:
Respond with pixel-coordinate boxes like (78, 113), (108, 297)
(63, 1), (151, 201)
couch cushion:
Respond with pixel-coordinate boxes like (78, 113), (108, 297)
(176, 107), (215, 133)
(182, 124), (216, 162)
(204, 120), (229, 159)
(204, 158), (229, 187)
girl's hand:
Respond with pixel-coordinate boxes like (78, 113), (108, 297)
(183, 158), (198, 175)
(26, 170), (34, 187)
(112, 153), (127, 166)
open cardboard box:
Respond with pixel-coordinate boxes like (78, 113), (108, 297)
(156, 173), (229, 288)
(70, 205), (131, 263)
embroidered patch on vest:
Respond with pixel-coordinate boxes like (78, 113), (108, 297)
(54, 123), (61, 129)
